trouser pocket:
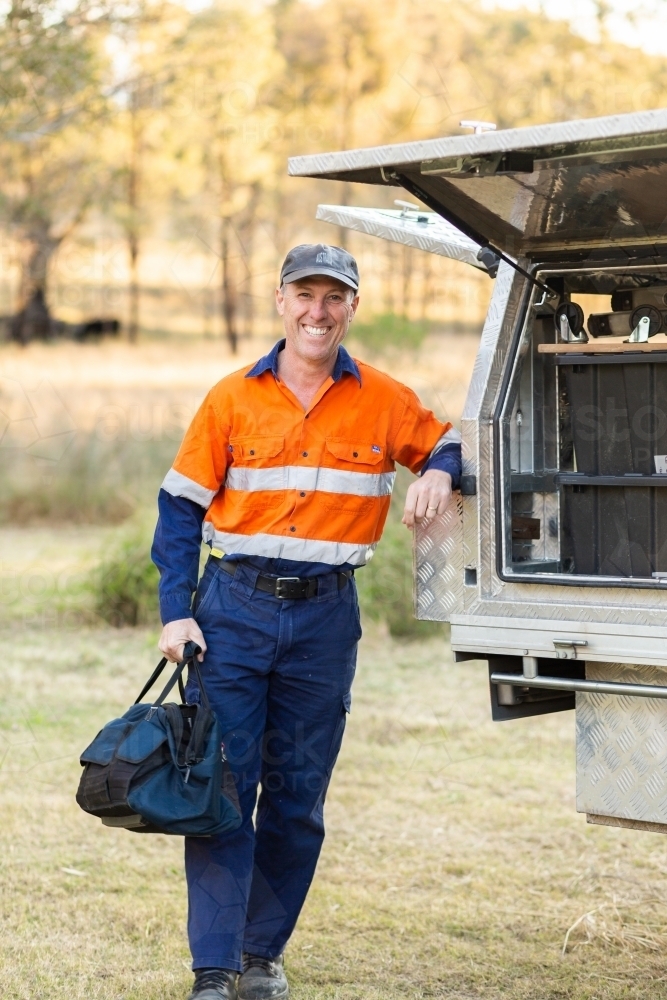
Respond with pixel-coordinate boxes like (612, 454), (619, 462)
(326, 691), (352, 777)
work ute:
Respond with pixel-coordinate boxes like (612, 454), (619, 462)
(290, 108), (667, 835)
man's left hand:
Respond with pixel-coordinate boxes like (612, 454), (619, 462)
(402, 469), (453, 530)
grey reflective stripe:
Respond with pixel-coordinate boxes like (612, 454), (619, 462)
(225, 465), (395, 497)
(202, 523), (377, 567)
(429, 426), (461, 457)
(161, 468), (217, 508)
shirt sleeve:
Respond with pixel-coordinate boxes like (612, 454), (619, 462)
(152, 491), (205, 624)
(160, 389), (229, 506)
(420, 428), (462, 488)
(151, 389), (229, 624)
(389, 386), (461, 488)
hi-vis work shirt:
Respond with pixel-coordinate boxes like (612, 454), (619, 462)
(152, 341), (461, 624)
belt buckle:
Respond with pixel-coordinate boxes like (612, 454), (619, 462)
(274, 576), (302, 600)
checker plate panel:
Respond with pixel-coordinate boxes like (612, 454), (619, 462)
(414, 494), (464, 620)
(577, 661), (667, 824)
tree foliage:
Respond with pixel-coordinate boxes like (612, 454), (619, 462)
(0, 1), (109, 339)
(0, 0), (666, 343)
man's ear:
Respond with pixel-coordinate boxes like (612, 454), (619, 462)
(275, 286), (285, 315)
(349, 294), (360, 319)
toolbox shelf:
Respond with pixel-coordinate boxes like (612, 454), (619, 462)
(556, 474), (667, 486)
(500, 266), (667, 583)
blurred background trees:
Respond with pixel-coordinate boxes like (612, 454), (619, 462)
(2, 0), (667, 634)
(0, 0), (109, 341)
(0, 0), (665, 348)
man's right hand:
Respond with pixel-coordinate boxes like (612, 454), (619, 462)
(158, 618), (207, 662)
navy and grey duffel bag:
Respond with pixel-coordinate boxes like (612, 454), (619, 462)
(76, 642), (241, 836)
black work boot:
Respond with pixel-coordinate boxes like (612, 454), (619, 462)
(188, 968), (237, 1000)
(237, 953), (289, 1000)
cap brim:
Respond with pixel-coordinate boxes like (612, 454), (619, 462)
(281, 266), (358, 291)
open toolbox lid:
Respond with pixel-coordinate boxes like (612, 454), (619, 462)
(315, 203), (490, 271)
(290, 108), (667, 259)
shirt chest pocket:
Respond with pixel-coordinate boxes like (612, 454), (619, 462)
(325, 439), (385, 467)
(321, 439), (389, 512)
(227, 435), (286, 506)
(229, 436), (284, 463)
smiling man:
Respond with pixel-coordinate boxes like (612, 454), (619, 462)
(152, 244), (461, 1000)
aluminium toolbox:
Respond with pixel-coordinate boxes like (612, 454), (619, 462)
(291, 108), (667, 832)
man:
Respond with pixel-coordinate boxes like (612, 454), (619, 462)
(152, 244), (461, 1000)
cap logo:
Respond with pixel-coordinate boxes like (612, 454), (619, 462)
(316, 250), (333, 264)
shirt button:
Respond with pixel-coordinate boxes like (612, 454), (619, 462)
(249, 449), (255, 455)
(290, 525), (296, 532)
(299, 491), (306, 497)
(302, 451), (308, 457)
(353, 451), (358, 457)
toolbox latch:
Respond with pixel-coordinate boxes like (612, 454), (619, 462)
(553, 639), (588, 659)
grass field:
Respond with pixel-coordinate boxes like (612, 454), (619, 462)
(3, 605), (667, 999)
(3, 337), (667, 999)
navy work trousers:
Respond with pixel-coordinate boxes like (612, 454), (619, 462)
(185, 559), (361, 972)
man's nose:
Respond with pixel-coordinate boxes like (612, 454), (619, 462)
(307, 298), (328, 321)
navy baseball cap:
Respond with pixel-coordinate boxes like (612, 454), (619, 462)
(279, 243), (359, 291)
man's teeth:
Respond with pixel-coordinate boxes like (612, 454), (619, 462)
(303, 325), (328, 337)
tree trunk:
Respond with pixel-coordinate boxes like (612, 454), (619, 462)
(220, 214), (238, 354)
(401, 244), (413, 318)
(127, 88), (142, 344)
(240, 181), (261, 342)
(421, 252), (433, 322)
(383, 241), (395, 315)
(128, 231), (139, 344)
(218, 151), (239, 355)
(337, 181), (350, 249)
(337, 33), (353, 249)
(11, 232), (58, 344)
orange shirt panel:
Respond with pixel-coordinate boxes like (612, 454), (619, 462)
(171, 357), (449, 547)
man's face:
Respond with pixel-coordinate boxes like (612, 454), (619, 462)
(275, 276), (359, 365)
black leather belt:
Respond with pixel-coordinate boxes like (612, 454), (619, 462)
(211, 555), (352, 600)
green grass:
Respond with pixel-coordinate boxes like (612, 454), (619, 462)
(349, 314), (430, 353)
(89, 520), (161, 627)
(0, 434), (176, 527)
(355, 466), (442, 639)
(2, 624), (667, 998)
(77, 465), (436, 638)
(356, 519), (441, 639)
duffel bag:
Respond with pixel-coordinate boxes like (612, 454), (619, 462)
(76, 642), (241, 836)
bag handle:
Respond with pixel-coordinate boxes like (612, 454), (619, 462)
(134, 657), (169, 705)
(134, 641), (209, 710)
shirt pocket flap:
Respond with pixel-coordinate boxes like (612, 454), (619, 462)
(326, 439), (384, 465)
(230, 436), (284, 461)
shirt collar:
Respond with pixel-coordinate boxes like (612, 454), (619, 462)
(245, 339), (361, 384)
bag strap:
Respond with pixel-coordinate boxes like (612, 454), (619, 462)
(152, 655), (210, 711)
(134, 641), (208, 708)
(163, 702), (186, 760)
(183, 700), (214, 764)
(134, 657), (169, 705)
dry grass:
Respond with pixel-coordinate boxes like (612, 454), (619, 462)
(0, 330), (478, 432)
(2, 611), (667, 999)
(4, 335), (666, 998)
(0, 334), (478, 527)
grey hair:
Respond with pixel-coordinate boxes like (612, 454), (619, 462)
(280, 280), (355, 300)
